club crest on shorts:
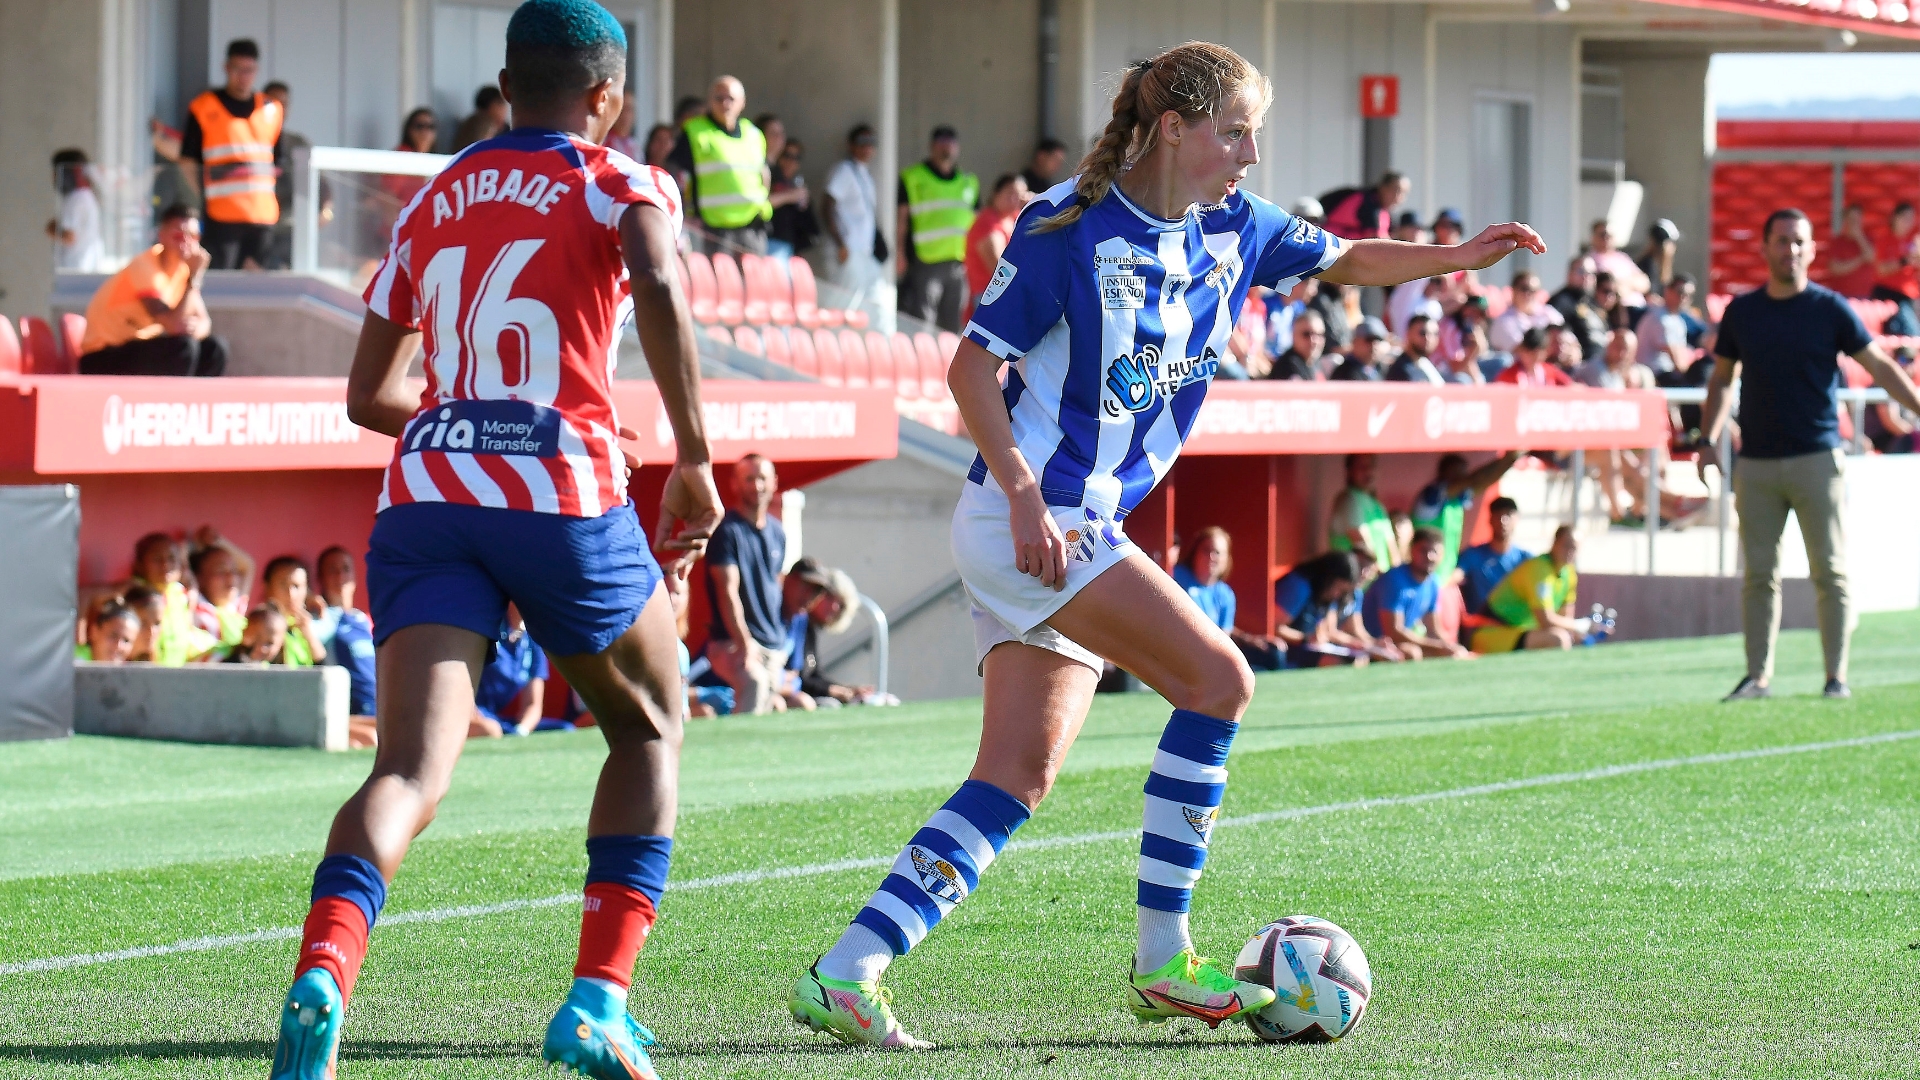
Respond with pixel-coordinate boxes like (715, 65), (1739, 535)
(1182, 805), (1218, 842)
(909, 845), (966, 904)
(1062, 527), (1094, 563)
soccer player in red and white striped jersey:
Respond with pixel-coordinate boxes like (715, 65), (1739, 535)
(267, 5), (721, 1079)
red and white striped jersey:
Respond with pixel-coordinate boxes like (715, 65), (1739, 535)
(363, 128), (683, 517)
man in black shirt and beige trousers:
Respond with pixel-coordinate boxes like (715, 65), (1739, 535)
(1702, 208), (1920, 701)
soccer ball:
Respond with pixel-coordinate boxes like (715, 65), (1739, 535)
(1233, 915), (1372, 1043)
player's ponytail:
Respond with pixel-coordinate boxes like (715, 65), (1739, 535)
(1030, 41), (1269, 235)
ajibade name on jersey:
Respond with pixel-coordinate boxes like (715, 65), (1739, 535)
(962, 180), (1346, 521)
(364, 127), (683, 519)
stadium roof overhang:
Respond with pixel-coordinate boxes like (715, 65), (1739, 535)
(1429, 0), (1920, 45)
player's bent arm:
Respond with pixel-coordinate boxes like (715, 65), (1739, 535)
(1854, 342), (1920, 416)
(345, 311), (423, 438)
(623, 203), (709, 466)
(1320, 223), (1547, 287)
(949, 337), (1069, 589)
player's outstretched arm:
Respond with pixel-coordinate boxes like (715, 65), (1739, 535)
(621, 201), (723, 576)
(1321, 223), (1547, 287)
(345, 312), (422, 438)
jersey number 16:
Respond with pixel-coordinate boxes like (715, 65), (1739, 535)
(418, 239), (562, 406)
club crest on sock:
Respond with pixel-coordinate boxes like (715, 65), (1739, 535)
(1182, 805), (1218, 843)
(909, 845), (966, 904)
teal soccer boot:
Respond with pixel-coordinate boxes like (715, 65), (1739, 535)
(542, 978), (660, 1080)
(269, 969), (343, 1080)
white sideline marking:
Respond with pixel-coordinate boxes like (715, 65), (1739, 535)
(5, 728), (1915, 978)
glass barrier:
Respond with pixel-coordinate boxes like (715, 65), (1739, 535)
(48, 162), (175, 275)
(292, 146), (451, 291)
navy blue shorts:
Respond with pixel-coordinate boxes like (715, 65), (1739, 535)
(366, 502), (662, 657)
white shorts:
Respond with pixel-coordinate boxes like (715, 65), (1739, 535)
(950, 476), (1140, 674)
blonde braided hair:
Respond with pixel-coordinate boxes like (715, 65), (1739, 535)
(1031, 41), (1269, 234)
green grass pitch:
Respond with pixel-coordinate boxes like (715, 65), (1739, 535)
(5, 613), (1920, 1077)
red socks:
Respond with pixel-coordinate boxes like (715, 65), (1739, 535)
(293, 895), (371, 1001)
(573, 882), (659, 987)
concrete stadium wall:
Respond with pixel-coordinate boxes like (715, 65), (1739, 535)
(1580, 573), (1815, 643)
(74, 662), (350, 749)
(900, 0), (1042, 190)
(1592, 47), (1712, 289)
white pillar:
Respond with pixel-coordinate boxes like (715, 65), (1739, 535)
(877, 0), (899, 283)
(655, 0), (674, 125)
(1422, 9), (1437, 217)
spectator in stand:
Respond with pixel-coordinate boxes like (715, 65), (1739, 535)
(1635, 273), (1697, 375)
(1309, 279), (1352, 350)
(1575, 326), (1653, 391)
(78, 205), (226, 377)
(1550, 255), (1609, 360)
(1330, 317), (1392, 380)
(1172, 527), (1286, 671)
(778, 557), (873, 709)
(642, 122), (676, 169)
(756, 113), (787, 165)
(1387, 314), (1446, 383)
(1495, 327), (1573, 387)
(1591, 271), (1625, 331)
(1319, 170), (1409, 240)
(187, 527), (255, 647)
(260, 82), (310, 270)
(1552, 325), (1586, 375)
(1267, 309), (1325, 380)
(1702, 207), (1920, 701)
(1456, 496), (1532, 617)
(1827, 203), (1877, 299)
(180, 39), (283, 270)
(1271, 551), (1376, 667)
(663, 569), (728, 719)
(472, 604), (548, 737)
(1451, 322), (1495, 383)
(1872, 201), (1920, 337)
(1634, 218), (1681, 293)
(1412, 450), (1523, 587)
(120, 585), (166, 662)
(605, 88), (638, 159)
(766, 136), (817, 261)
(124, 533), (216, 664)
(897, 125), (978, 333)
(673, 95), (703, 126)
(223, 605), (288, 664)
(1021, 136), (1069, 195)
(1587, 219), (1650, 310)
(1362, 528), (1471, 660)
(48, 149), (105, 271)
(1866, 347), (1918, 453)
(452, 85), (508, 151)
(1579, 327), (1697, 527)
(77, 602), (142, 663)
(706, 454), (789, 714)
(1392, 211), (1425, 243)
(966, 174), (1029, 313)
(1387, 274), (1446, 341)
(262, 555), (325, 667)
(1222, 286), (1267, 378)
(1471, 525), (1582, 653)
(1436, 293), (1493, 377)
(1490, 270), (1563, 353)
(821, 124), (883, 311)
(1328, 452), (1399, 568)
(314, 546), (378, 744)
(668, 75), (774, 253)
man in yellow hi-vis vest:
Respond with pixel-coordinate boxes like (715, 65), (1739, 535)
(666, 75), (773, 254)
(179, 38), (284, 270)
(895, 125), (978, 332)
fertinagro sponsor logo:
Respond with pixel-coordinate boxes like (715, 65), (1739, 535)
(102, 394), (361, 455)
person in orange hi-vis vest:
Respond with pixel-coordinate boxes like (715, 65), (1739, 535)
(179, 38), (284, 270)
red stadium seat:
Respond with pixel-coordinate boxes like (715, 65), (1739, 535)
(811, 328), (845, 386)
(709, 252), (746, 326)
(57, 314), (86, 365)
(838, 328), (870, 387)
(890, 332), (920, 399)
(732, 324), (764, 356)
(682, 252), (719, 324)
(788, 325), (819, 378)
(912, 332), (946, 398)
(937, 331), (961, 364)
(0, 316), (21, 377)
(738, 253), (772, 326)
(789, 257), (840, 329)
(842, 306), (870, 331)
(704, 324), (733, 347)
(765, 258), (797, 325)
(19, 317), (62, 375)
(863, 330), (895, 390)
(762, 325), (792, 367)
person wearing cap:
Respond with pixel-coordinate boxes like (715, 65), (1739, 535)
(1587, 218), (1651, 309)
(1330, 317), (1392, 380)
(667, 75), (774, 253)
(822, 123), (885, 311)
(1635, 218), (1682, 292)
(778, 557), (874, 709)
(896, 124), (979, 332)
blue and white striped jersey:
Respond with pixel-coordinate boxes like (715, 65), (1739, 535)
(962, 178), (1346, 519)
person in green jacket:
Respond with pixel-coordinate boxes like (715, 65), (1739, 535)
(1410, 449), (1522, 585)
(1328, 453), (1399, 569)
(896, 125), (978, 332)
(666, 75), (773, 253)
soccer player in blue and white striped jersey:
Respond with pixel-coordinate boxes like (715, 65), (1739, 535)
(790, 40), (1543, 1048)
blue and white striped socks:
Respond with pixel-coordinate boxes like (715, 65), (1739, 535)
(1135, 709), (1237, 973)
(818, 779), (1031, 983)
